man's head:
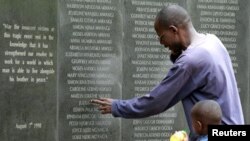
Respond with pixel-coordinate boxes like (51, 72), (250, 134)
(154, 5), (192, 55)
(191, 100), (222, 135)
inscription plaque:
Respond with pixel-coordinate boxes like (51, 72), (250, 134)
(0, 0), (57, 141)
(58, 0), (122, 140)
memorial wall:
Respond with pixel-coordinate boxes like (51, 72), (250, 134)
(0, 0), (249, 141)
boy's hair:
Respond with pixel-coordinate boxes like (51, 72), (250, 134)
(191, 100), (222, 125)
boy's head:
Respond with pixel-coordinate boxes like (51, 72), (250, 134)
(191, 100), (222, 135)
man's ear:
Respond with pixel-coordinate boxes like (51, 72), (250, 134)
(169, 25), (178, 33)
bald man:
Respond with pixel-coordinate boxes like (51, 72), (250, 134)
(91, 5), (244, 141)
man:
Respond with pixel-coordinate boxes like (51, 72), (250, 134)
(91, 5), (244, 140)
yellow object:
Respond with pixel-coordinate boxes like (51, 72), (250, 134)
(170, 130), (187, 141)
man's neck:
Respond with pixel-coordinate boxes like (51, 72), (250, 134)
(188, 24), (205, 46)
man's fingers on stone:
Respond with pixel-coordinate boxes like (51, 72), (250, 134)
(91, 99), (107, 105)
(99, 106), (111, 114)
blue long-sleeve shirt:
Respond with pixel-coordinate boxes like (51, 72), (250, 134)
(111, 34), (244, 135)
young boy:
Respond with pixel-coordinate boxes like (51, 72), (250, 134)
(170, 100), (222, 141)
(191, 100), (222, 141)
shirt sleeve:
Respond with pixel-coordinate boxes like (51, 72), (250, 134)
(111, 62), (196, 118)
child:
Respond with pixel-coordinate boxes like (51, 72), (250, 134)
(170, 100), (222, 141)
(190, 100), (222, 141)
